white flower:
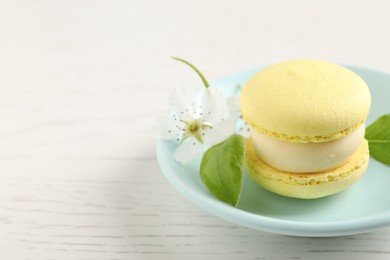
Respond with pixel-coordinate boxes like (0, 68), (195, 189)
(157, 85), (240, 164)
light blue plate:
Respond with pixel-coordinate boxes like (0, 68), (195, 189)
(156, 65), (390, 237)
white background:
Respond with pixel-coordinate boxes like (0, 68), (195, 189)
(1, 0), (390, 259)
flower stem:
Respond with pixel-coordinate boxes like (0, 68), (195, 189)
(172, 57), (210, 88)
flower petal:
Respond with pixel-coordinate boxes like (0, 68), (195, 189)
(227, 95), (240, 114)
(173, 137), (203, 164)
(201, 87), (230, 124)
(153, 114), (183, 140)
(169, 85), (200, 121)
(202, 116), (237, 146)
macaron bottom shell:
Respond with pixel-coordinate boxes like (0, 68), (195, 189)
(245, 138), (369, 199)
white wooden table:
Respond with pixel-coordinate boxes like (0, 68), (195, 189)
(1, 0), (390, 259)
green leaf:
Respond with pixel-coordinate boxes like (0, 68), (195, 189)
(200, 134), (245, 206)
(172, 57), (210, 88)
(365, 114), (390, 165)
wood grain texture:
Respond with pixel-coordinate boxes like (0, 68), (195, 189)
(1, 0), (390, 259)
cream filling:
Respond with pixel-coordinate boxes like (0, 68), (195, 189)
(250, 125), (365, 173)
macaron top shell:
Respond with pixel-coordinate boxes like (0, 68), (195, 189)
(240, 60), (371, 143)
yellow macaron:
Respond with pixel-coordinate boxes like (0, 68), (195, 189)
(240, 60), (371, 199)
